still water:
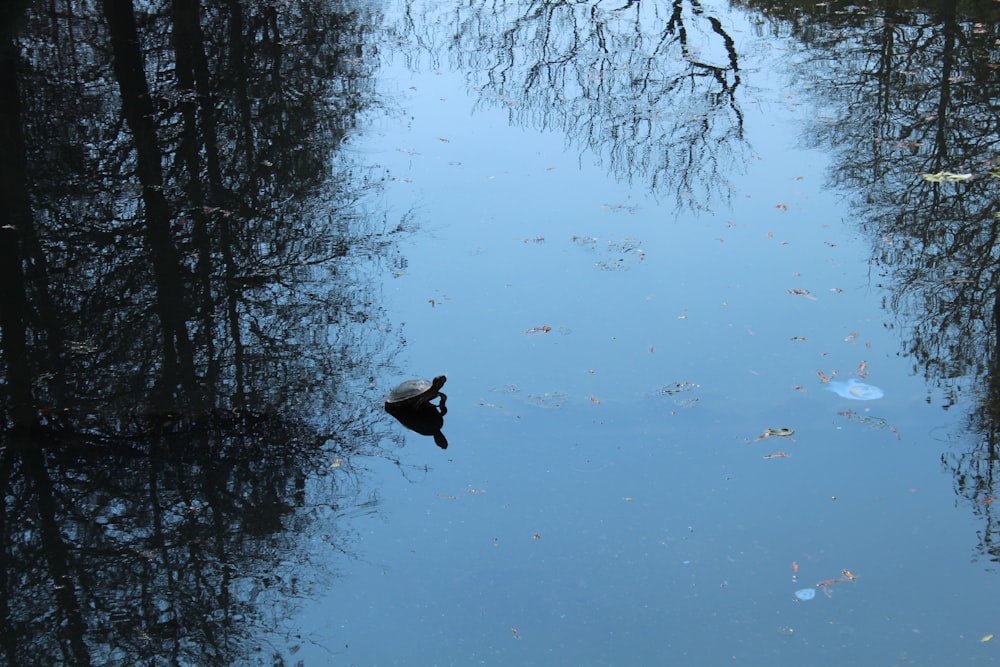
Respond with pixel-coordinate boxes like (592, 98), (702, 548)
(3, 0), (1000, 665)
(291, 1), (998, 665)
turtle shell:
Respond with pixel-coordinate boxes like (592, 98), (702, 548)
(385, 375), (446, 406)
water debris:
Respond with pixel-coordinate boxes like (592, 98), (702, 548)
(755, 428), (794, 441)
(570, 235), (645, 270)
(922, 171), (972, 182)
(826, 378), (883, 400)
(763, 452), (790, 459)
(526, 391), (570, 409)
(837, 410), (901, 439)
(816, 369), (839, 383)
(787, 289), (816, 300)
(656, 382), (700, 396)
(599, 202), (640, 214)
(525, 325), (552, 334)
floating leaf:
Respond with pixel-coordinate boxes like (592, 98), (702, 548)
(981, 634), (994, 643)
(763, 452), (790, 459)
(923, 171), (972, 183)
(816, 578), (847, 587)
(756, 428), (794, 441)
(525, 325), (552, 334)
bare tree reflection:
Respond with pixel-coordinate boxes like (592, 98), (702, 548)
(756, 0), (1000, 565)
(1, 0), (407, 663)
(390, 0), (748, 211)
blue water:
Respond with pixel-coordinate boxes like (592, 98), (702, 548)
(283, 2), (999, 665)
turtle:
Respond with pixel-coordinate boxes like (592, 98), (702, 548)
(385, 375), (447, 411)
(385, 375), (449, 449)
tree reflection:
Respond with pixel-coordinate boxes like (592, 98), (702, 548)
(1, 0), (403, 662)
(390, 0), (748, 211)
(750, 0), (1000, 564)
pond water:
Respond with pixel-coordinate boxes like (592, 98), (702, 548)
(288, 1), (998, 665)
(4, 0), (1000, 665)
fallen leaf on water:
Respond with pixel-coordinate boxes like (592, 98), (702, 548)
(756, 428), (794, 441)
(776, 204), (788, 210)
(979, 497), (996, 505)
(817, 369), (838, 383)
(763, 452), (790, 459)
(525, 325), (552, 334)
(844, 331), (859, 343)
(857, 360), (868, 376)
(922, 171), (972, 182)
(981, 634), (994, 643)
(788, 289), (816, 300)
(842, 569), (857, 580)
(512, 627), (521, 640)
(590, 396), (601, 404)
(532, 533), (541, 540)
(790, 336), (807, 341)
(816, 578), (847, 587)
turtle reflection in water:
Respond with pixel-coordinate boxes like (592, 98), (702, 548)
(385, 375), (449, 449)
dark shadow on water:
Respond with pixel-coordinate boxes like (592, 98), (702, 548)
(0, 0), (411, 663)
